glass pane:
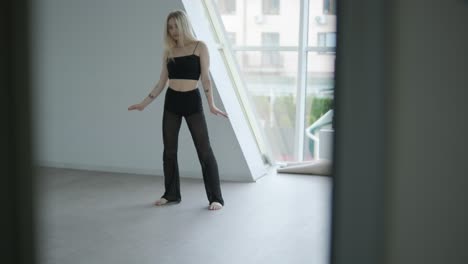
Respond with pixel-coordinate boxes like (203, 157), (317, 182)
(308, 0), (337, 46)
(215, 0), (300, 47)
(304, 0), (336, 161)
(304, 51), (335, 161)
(213, 0), (300, 163)
(235, 51), (298, 162)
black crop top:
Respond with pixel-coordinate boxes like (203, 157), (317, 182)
(167, 42), (201, 80)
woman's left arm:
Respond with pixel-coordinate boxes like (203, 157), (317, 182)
(199, 41), (228, 118)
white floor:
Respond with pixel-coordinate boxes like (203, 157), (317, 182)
(36, 167), (332, 264)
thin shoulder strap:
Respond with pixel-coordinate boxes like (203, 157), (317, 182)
(192, 41), (199, 54)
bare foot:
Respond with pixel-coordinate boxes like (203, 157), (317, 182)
(155, 198), (168, 206)
(208, 202), (223, 210)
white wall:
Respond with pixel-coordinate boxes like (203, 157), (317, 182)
(31, 0), (256, 181)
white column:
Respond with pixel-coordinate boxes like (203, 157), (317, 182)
(294, 0), (310, 161)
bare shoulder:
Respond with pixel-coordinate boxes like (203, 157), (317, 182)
(198, 40), (208, 50)
(196, 40), (209, 55)
(197, 40), (207, 52)
(197, 40), (207, 47)
(162, 49), (169, 60)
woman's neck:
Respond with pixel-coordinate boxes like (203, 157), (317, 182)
(175, 40), (195, 48)
(175, 40), (185, 48)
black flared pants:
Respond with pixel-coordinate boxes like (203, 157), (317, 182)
(161, 87), (224, 205)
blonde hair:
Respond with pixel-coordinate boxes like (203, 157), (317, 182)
(164, 10), (198, 59)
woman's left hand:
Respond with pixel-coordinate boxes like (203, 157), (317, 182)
(210, 105), (228, 118)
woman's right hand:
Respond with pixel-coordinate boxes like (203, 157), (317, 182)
(128, 103), (145, 111)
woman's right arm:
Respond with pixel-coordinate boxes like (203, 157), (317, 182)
(128, 52), (169, 111)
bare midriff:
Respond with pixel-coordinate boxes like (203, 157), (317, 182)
(168, 79), (199, 92)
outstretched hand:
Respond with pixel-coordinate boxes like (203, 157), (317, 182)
(210, 105), (228, 118)
(128, 103), (144, 111)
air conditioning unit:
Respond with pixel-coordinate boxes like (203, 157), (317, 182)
(254, 15), (263, 24)
(315, 15), (327, 25)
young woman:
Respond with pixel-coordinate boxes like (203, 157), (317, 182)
(128, 10), (227, 210)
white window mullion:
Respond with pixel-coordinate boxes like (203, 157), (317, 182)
(294, 0), (310, 161)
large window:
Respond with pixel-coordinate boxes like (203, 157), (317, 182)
(226, 32), (237, 45)
(207, 0), (336, 163)
(317, 32), (337, 48)
(323, 0), (336, 15)
(261, 33), (282, 66)
(216, 0), (236, 15)
(263, 0), (280, 15)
